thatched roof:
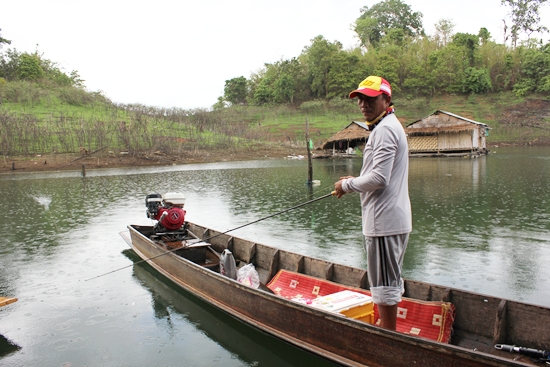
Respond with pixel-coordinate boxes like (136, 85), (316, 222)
(407, 110), (490, 129)
(406, 124), (477, 136)
(319, 121), (370, 149)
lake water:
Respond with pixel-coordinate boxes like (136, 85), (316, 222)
(1, 146), (549, 366)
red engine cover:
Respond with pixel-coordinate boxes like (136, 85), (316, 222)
(155, 207), (186, 230)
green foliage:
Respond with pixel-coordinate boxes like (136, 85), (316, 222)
(354, 0), (424, 48)
(56, 86), (95, 106)
(429, 45), (468, 93)
(302, 35), (342, 98)
(212, 96), (226, 110)
(17, 53), (44, 80)
(273, 74), (296, 104)
(463, 67), (493, 93)
(217, 0), (550, 108)
(513, 42), (550, 95)
(478, 28), (491, 44)
(0, 48), (82, 87)
(0, 28), (10, 50)
(223, 76), (248, 105)
(0, 80), (45, 104)
(253, 78), (273, 105)
(326, 52), (369, 99)
(452, 33), (480, 66)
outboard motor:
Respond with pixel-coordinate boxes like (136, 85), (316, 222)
(145, 192), (187, 232)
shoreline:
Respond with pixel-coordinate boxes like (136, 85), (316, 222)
(1, 141), (547, 174)
(0, 145), (306, 174)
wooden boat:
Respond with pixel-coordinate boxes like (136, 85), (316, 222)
(0, 297), (17, 308)
(121, 223), (550, 367)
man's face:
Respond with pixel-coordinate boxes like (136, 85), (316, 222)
(357, 94), (391, 121)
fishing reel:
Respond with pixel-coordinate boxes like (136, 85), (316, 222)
(145, 192), (187, 232)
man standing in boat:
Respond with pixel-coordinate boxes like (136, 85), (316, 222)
(333, 76), (412, 330)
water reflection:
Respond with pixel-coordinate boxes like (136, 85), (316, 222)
(0, 333), (20, 359)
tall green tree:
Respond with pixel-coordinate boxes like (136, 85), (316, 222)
(223, 76), (248, 105)
(429, 45), (469, 93)
(301, 35), (342, 98)
(17, 52), (44, 80)
(250, 58), (307, 105)
(452, 33), (480, 67)
(401, 37), (438, 96)
(354, 0), (424, 48)
(478, 27), (491, 44)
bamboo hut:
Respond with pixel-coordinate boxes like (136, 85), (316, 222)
(316, 121), (370, 158)
(406, 110), (490, 157)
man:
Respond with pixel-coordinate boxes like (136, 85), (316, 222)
(333, 75), (412, 330)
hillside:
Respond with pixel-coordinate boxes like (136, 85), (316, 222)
(1, 81), (549, 174)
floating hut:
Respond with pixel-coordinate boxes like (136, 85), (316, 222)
(315, 121), (370, 158)
(406, 110), (490, 157)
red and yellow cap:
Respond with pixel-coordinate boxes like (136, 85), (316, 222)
(349, 76), (392, 98)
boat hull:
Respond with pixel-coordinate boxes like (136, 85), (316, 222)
(125, 224), (541, 367)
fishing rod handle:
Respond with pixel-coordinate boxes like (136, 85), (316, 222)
(495, 344), (549, 358)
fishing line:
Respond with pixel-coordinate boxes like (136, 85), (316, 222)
(84, 191), (336, 281)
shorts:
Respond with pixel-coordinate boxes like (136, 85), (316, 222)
(364, 234), (409, 306)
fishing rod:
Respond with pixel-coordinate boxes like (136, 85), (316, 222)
(85, 191), (336, 281)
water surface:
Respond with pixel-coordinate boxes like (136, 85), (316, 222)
(0, 146), (548, 366)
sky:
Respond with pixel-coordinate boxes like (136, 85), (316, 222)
(2, 0), (549, 110)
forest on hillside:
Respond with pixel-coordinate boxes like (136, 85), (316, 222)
(218, 0), (550, 108)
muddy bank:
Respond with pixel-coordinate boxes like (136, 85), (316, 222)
(1, 145), (307, 174)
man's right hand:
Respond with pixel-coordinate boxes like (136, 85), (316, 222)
(334, 176), (355, 198)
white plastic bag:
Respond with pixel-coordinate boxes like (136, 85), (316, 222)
(237, 263), (260, 289)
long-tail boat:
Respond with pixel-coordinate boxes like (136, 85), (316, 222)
(119, 192), (550, 367)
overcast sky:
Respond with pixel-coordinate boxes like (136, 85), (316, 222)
(2, 0), (549, 110)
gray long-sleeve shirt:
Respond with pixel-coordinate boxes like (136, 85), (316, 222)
(341, 113), (412, 237)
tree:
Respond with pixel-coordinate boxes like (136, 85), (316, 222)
(428, 45), (469, 93)
(0, 28), (10, 50)
(401, 37), (438, 96)
(223, 76), (247, 105)
(452, 33), (480, 67)
(18, 52), (44, 80)
(250, 58), (307, 105)
(354, 0), (424, 48)
(272, 58), (305, 103)
(512, 43), (550, 96)
(434, 19), (455, 48)
(463, 67), (493, 93)
(501, 0), (549, 45)
(212, 96), (226, 110)
(301, 35), (342, 98)
(326, 51), (369, 99)
(478, 27), (491, 44)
